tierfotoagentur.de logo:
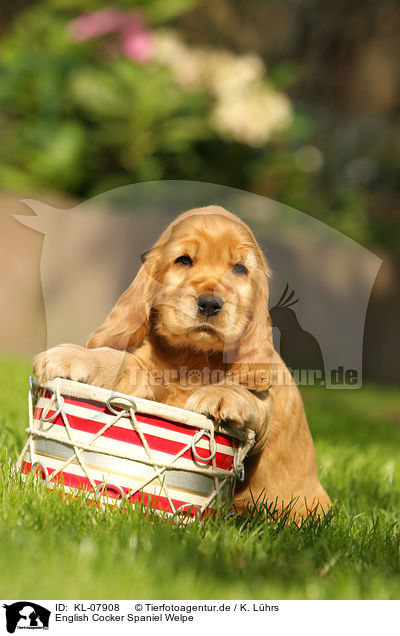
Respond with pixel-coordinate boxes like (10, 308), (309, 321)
(2, 603), (50, 634)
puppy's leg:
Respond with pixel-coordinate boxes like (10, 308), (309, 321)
(234, 380), (331, 519)
(33, 344), (155, 399)
(185, 385), (272, 452)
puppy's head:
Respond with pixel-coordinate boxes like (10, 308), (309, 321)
(87, 206), (274, 377)
(151, 211), (268, 353)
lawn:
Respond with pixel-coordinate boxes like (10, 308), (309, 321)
(0, 354), (399, 599)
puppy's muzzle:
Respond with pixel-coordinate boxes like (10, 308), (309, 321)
(196, 294), (224, 317)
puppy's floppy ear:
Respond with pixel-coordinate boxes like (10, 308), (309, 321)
(227, 260), (275, 391)
(86, 248), (160, 350)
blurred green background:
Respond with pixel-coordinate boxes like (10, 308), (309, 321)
(0, 0), (399, 383)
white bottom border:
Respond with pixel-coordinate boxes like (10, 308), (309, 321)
(1, 599), (398, 635)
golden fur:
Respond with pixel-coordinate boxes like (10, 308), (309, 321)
(34, 205), (330, 519)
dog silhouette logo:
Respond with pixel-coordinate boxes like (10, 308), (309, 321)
(270, 283), (325, 378)
(2, 602), (50, 633)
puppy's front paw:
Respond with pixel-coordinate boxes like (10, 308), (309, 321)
(33, 344), (98, 385)
(185, 385), (258, 431)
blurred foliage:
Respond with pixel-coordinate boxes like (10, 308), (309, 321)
(0, 1), (213, 192)
(0, 0), (399, 251)
(0, 0), (292, 195)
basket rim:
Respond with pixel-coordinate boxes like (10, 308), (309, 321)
(32, 376), (250, 442)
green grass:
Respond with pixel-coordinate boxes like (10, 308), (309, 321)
(1, 354), (400, 599)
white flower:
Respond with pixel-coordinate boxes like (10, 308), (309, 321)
(153, 31), (293, 146)
(211, 86), (292, 145)
(153, 31), (203, 86)
(204, 51), (264, 98)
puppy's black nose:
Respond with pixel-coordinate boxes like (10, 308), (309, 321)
(197, 294), (224, 317)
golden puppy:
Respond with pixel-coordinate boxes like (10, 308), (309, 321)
(34, 205), (330, 518)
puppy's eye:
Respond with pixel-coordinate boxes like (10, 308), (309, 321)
(233, 263), (248, 275)
(175, 255), (193, 267)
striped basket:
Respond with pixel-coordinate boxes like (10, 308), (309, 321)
(16, 377), (255, 521)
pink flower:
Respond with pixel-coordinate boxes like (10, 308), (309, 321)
(69, 7), (153, 64)
(69, 8), (125, 41)
(121, 25), (153, 63)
